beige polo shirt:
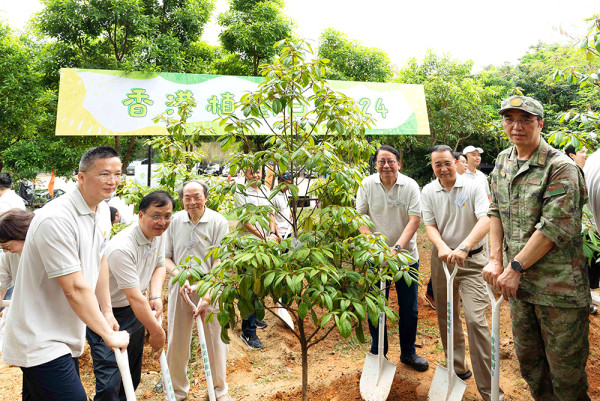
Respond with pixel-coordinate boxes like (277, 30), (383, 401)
(106, 222), (166, 308)
(164, 208), (228, 273)
(0, 190), (26, 213)
(463, 168), (491, 197)
(421, 174), (489, 249)
(356, 173), (421, 261)
(234, 185), (272, 238)
(0, 252), (20, 290)
(2, 188), (107, 367)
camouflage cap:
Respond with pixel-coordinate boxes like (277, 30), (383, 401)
(498, 95), (544, 118)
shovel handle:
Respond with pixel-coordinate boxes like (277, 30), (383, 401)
(0, 300), (9, 308)
(113, 347), (136, 401)
(441, 262), (459, 391)
(183, 292), (217, 401)
(151, 311), (176, 401)
(486, 284), (503, 401)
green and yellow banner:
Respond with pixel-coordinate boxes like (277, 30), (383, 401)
(56, 69), (430, 136)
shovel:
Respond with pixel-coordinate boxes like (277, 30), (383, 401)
(277, 300), (295, 330)
(184, 292), (217, 401)
(360, 280), (397, 401)
(486, 284), (503, 401)
(113, 347), (136, 401)
(428, 262), (467, 401)
(153, 312), (176, 401)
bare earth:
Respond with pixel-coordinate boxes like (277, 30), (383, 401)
(1, 230), (599, 400)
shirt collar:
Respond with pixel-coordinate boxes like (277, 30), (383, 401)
(133, 222), (152, 246)
(508, 137), (549, 167)
(434, 174), (464, 192)
(375, 172), (404, 186)
(68, 188), (96, 216)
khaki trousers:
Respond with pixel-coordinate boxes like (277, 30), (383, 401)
(431, 248), (504, 401)
(167, 281), (229, 401)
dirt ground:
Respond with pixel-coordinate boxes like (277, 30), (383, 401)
(1, 229), (599, 400)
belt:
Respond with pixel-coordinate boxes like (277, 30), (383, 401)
(467, 246), (484, 257)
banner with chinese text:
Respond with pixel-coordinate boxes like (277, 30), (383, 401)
(56, 69), (430, 136)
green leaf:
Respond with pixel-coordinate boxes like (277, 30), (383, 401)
(272, 98), (283, 114)
(298, 301), (308, 319)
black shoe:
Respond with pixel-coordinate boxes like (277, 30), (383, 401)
(256, 320), (268, 329)
(590, 305), (598, 315)
(457, 370), (472, 381)
(400, 353), (429, 372)
(240, 333), (264, 349)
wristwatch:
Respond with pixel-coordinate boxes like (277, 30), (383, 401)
(510, 259), (524, 273)
(393, 244), (403, 252)
(458, 243), (470, 253)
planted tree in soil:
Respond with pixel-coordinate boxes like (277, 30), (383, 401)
(173, 39), (415, 401)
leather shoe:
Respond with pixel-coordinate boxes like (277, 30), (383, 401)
(400, 353), (429, 372)
(457, 370), (472, 381)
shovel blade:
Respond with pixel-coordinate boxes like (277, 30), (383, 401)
(277, 306), (295, 330)
(428, 365), (467, 401)
(360, 353), (397, 401)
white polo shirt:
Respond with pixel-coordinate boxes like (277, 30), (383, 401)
(356, 173), (421, 261)
(0, 252), (20, 290)
(421, 174), (489, 249)
(584, 149), (600, 230)
(272, 192), (292, 238)
(2, 188), (108, 367)
(0, 190), (26, 213)
(164, 208), (228, 273)
(106, 222), (166, 308)
(234, 185), (272, 238)
(463, 168), (491, 198)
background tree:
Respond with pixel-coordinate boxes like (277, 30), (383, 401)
(317, 28), (392, 82)
(33, 0), (216, 171)
(218, 0), (294, 76)
(176, 39), (413, 401)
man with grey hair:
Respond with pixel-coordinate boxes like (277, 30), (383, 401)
(165, 180), (232, 401)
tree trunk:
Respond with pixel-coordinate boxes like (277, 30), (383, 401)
(121, 136), (136, 173)
(114, 135), (120, 153)
(299, 319), (309, 401)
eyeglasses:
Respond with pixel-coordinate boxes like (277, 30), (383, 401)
(143, 212), (172, 222)
(376, 159), (397, 166)
(0, 244), (11, 251)
(502, 117), (537, 126)
(83, 171), (122, 182)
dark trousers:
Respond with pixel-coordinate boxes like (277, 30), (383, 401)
(86, 306), (146, 401)
(21, 354), (87, 401)
(242, 312), (257, 338)
(368, 262), (419, 356)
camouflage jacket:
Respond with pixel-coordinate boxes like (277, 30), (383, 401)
(489, 138), (590, 308)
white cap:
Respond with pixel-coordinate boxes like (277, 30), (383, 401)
(463, 145), (483, 155)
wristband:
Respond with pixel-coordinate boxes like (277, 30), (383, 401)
(149, 295), (161, 301)
(269, 231), (277, 235)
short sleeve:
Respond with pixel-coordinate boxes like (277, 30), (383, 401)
(488, 162), (501, 219)
(155, 238), (166, 268)
(35, 217), (82, 279)
(407, 180), (422, 216)
(108, 249), (140, 289)
(421, 187), (436, 225)
(472, 183), (490, 218)
(213, 217), (229, 247)
(164, 223), (174, 259)
(0, 253), (13, 290)
(234, 191), (246, 208)
(356, 181), (369, 215)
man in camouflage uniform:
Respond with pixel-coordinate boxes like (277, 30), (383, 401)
(483, 95), (591, 401)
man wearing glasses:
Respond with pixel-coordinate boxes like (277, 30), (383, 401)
(2, 146), (129, 400)
(87, 190), (174, 400)
(165, 180), (232, 401)
(483, 96), (590, 400)
(356, 145), (428, 372)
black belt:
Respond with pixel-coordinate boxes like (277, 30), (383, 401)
(467, 246), (484, 257)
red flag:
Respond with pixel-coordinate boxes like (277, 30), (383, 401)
(48, 169), (56, 197)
